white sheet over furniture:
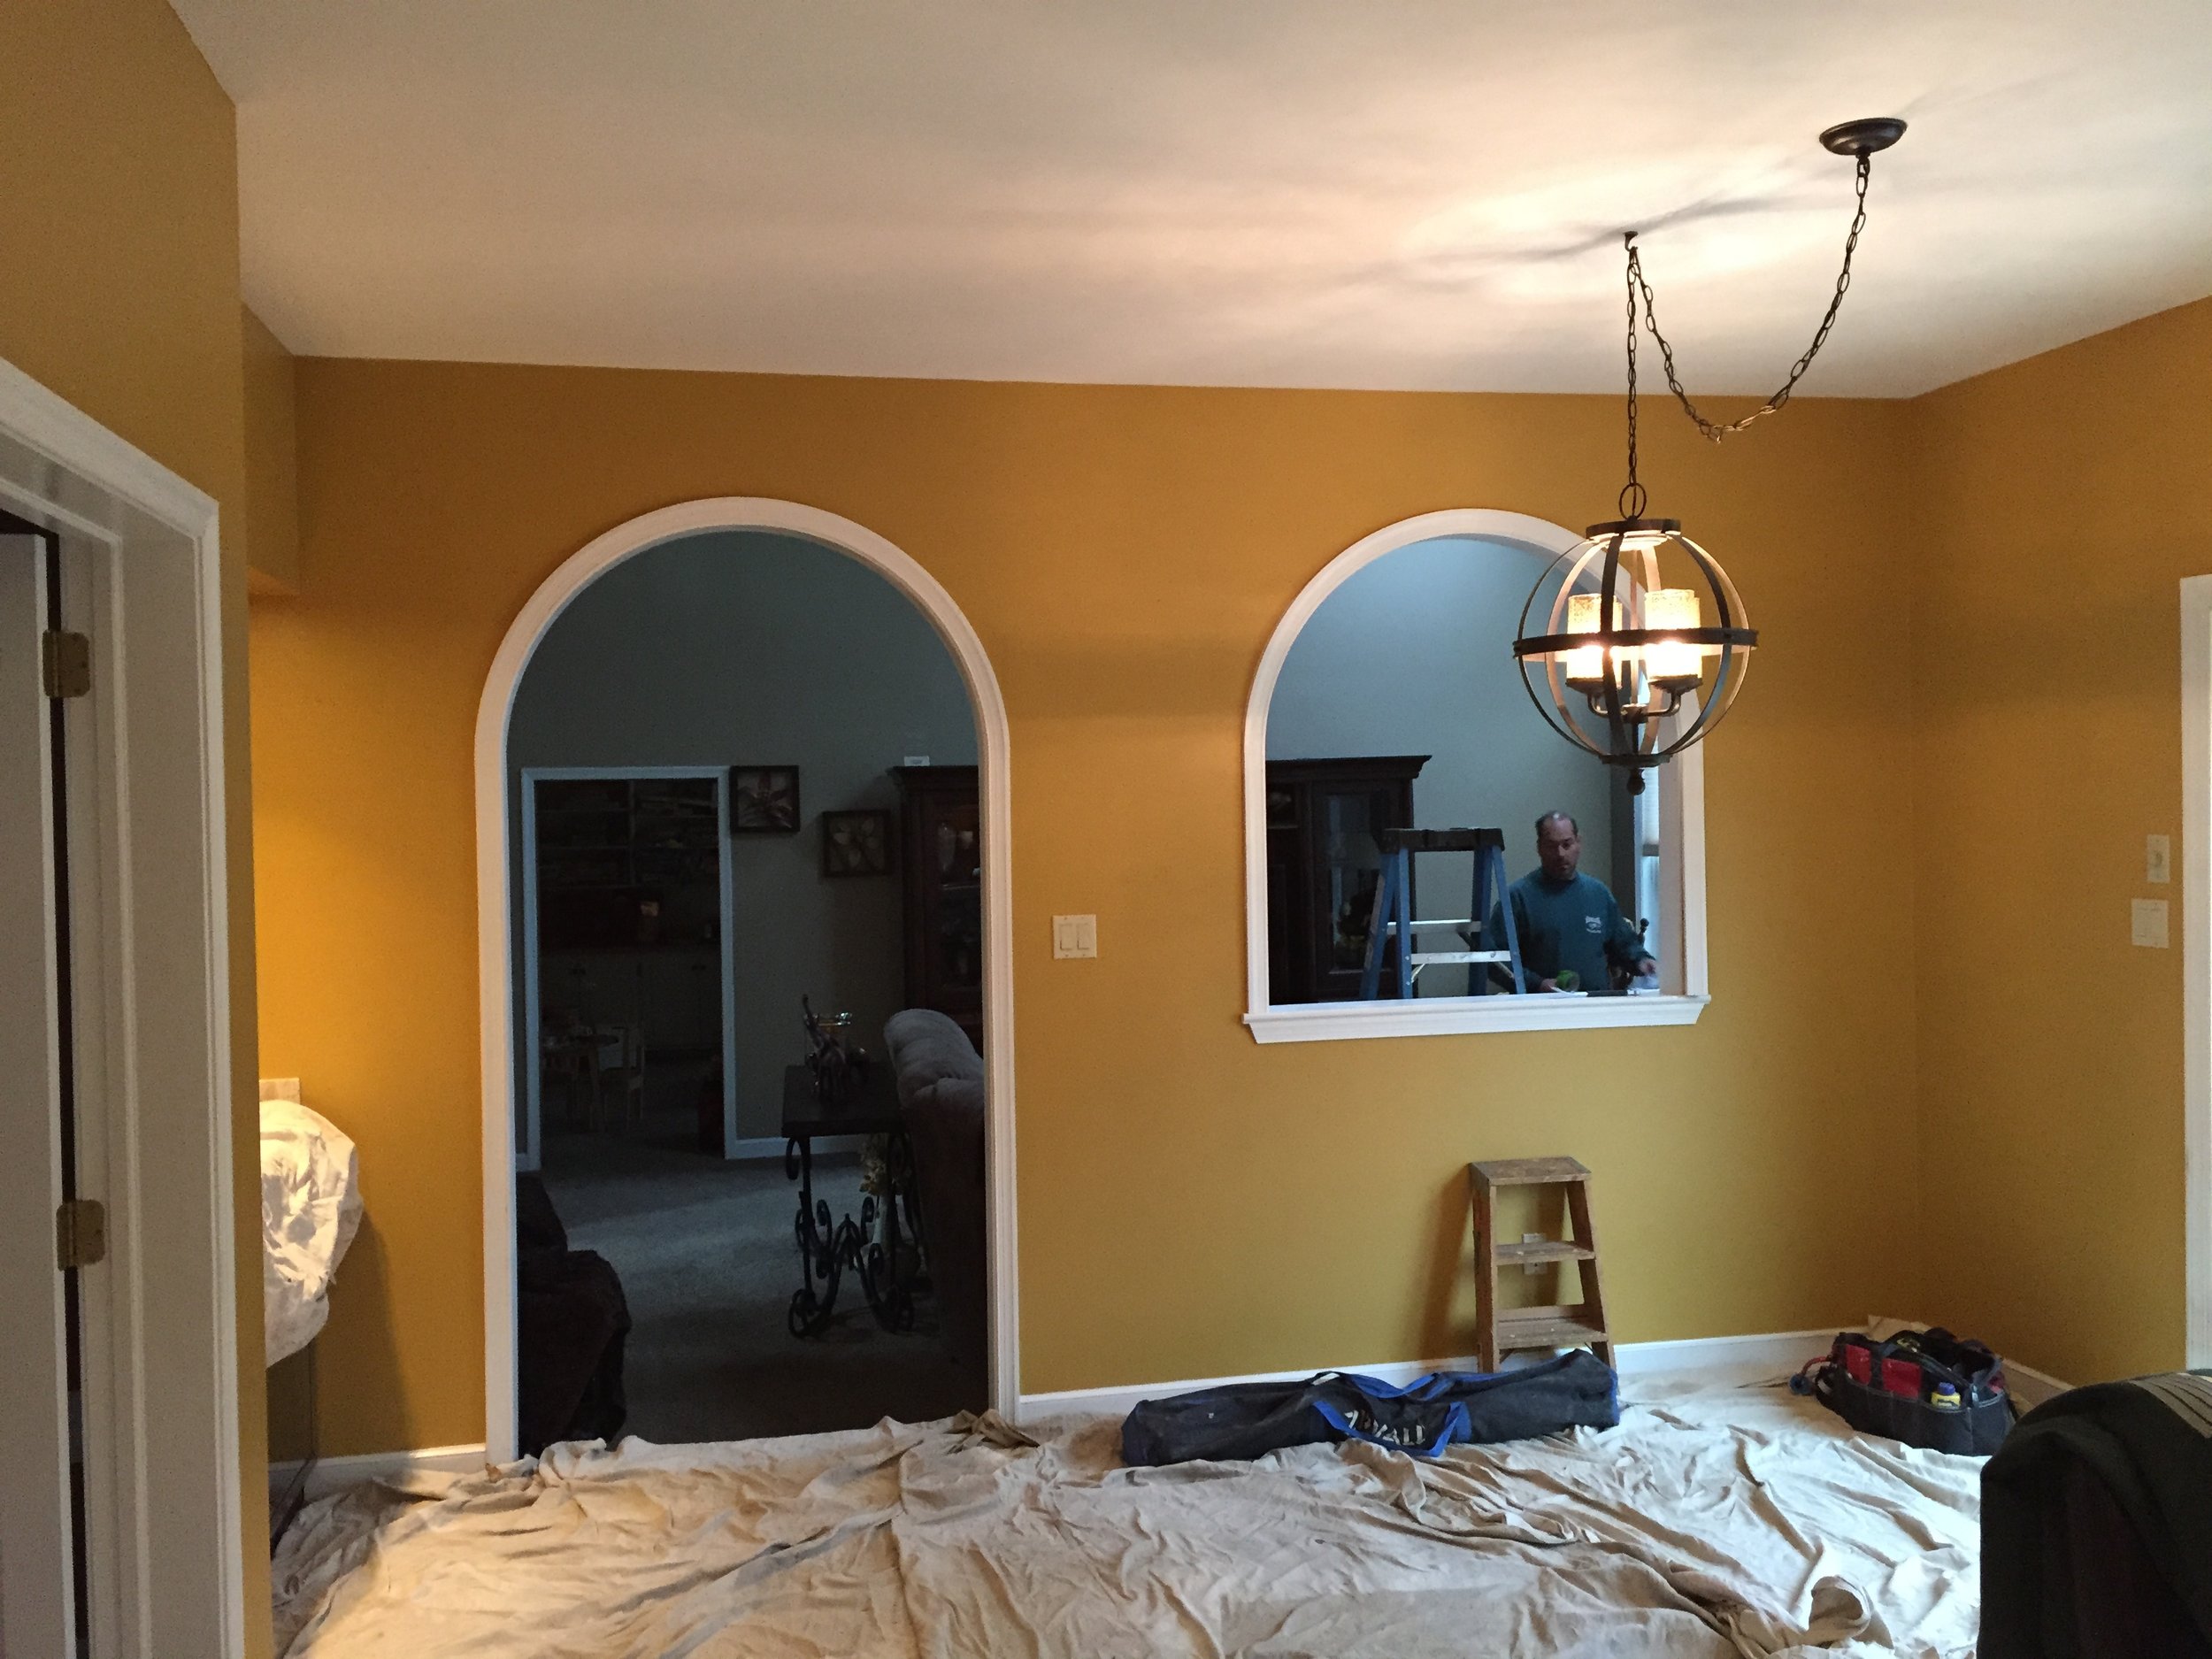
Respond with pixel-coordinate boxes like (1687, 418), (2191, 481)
(272, 1378), (1979, 1657)
(262, 1097), (363, 1367)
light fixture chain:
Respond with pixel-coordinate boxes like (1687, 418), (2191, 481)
(1620, 237), (1645, 520)
(1632, 151), (1875, 442)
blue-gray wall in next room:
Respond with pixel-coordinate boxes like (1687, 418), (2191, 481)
(509, 530), (977, 1139)
(1266, 534), (1623, 995)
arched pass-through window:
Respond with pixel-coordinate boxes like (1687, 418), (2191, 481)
(1243, 510), (1710, 1042)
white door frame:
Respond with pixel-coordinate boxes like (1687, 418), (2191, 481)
(518, 764), (739, 1170)
(475, 499), (1018, 1459)
(2179, 575), (2212, 1369)
(0, 355), (242, 1653)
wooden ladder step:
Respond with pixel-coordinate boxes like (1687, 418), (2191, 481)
(1471, 1156), (1590, 1188)
(1493, 1239), (1596, 1264)
(1494, 1306), (1609, 1351)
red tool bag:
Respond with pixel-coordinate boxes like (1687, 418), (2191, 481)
(1791, 1327), (2013, 1455)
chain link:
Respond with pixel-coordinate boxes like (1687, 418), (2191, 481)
(1620, 234), (1646, 519)
(1628, 151), (1874, 444)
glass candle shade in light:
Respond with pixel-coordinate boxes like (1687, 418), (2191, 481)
(1643, 587), (1703, 684)
(1564, 590), (1627, 686)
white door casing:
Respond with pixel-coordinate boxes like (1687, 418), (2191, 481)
(476, 500), (1018, 1459)
(0, 354), (242, 1655)
(2180, 574), (2212, 1371)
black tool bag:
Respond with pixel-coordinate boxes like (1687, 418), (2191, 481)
(1121, 1348), (1618, 1466)
(1793, 1327), (2012, 1456)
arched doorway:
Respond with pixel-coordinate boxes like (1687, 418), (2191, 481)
(472, 500), (1017, 1458)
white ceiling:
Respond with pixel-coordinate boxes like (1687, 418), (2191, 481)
(174, 0), (2212, 396)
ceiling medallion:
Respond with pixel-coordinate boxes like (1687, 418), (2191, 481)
(1512, 118), (1907, 793)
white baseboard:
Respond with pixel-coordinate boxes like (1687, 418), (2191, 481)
(288, 1331), (2074, 1497)
(725, 1133), (864, 1162)
(1016, 1326), (1844, 1425)
(1014, 1319), (2085, 1425)
(1612, 1326), (1839, 1386)
(2000, 1358), (2071, 1410)
(269, 1442), (489, 1504)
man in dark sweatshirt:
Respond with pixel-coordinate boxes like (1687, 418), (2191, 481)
(1479, 810), (1655, 993)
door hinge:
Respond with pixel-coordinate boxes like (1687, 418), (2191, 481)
(42, 630), (90, 699)
(56, 1198), (106, 1270)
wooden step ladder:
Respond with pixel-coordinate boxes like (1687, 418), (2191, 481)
(1469, 1156), (1614, 1372)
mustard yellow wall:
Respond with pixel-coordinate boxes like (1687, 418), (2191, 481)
(1, 0), (270, 1642)
(1909, 296), (2212, 1385)
(242, 305), (302, 593)
(253, 357), (1922, 1454)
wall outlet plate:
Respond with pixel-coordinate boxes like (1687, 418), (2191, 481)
(1523, 1232), (1546, 1277)
(2132, 897), (2170, 949)
(2147, 833), (2172, 885)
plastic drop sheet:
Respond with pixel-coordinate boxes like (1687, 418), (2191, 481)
(262, 1096), (363, 1367)
(273, 1377), (1979, 1658)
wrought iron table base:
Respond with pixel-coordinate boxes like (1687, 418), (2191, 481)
(785, 1133), (920, 1338)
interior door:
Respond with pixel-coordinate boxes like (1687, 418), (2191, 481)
(0, 524), (83, 1655)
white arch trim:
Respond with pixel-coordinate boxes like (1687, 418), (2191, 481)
(1242, 508), (1710, 1043)
(475, 498), (1018, 1457)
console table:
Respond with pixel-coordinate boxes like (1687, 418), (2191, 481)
(780, 1063), (920, 1338)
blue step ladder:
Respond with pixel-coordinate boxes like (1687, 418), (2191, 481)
(1359, 827), (1525, 999)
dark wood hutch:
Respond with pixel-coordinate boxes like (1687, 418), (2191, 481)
(889, 765), (984, 1047)
(1264, 755), (1428, 1003)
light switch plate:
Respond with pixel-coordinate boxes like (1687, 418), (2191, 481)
(1523, 1232), (1546, 1277)
(2132, 898), (2170, 949)
(2147, 834), (2172, 885)
(1052, 914), (1098, 959)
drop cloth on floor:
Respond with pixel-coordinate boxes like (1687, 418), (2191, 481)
(272, 1379), (1979, 1659)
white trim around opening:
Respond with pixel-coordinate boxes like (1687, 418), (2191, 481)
(1242, 508), (1709, 1043)
(475, 499), (1018, 1461)
(0, 352), (242, 1655)
(2180, 574), (2212, 1370)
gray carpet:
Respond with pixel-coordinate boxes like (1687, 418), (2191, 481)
(539, 1121), (978, 1443)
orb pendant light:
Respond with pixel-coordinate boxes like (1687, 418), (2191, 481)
(1512, 117), (1906, 794)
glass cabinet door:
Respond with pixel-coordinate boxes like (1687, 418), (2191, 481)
(927, 800), (983, 998)
(1319, 786), (1398, 982)
(891, 765), (986, 1046)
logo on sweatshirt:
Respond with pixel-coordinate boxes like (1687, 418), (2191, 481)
(1584, 915), (1602, 933)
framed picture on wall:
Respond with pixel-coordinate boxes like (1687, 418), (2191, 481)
(820, 809), (891, 877)
(730, 765), (801, 833)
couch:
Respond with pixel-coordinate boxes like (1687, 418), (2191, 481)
(883, 1009), (988, 1398)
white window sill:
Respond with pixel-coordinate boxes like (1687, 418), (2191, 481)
(1242, 994), (1710, 1043)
